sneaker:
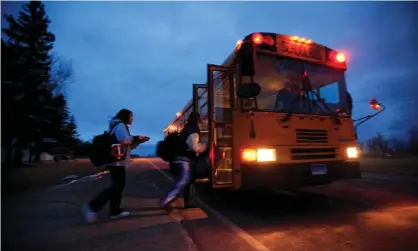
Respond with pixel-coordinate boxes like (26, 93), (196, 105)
(159, 198), (174, 213)
(110, 211), (130, 219)
(82, 204), (98, 223)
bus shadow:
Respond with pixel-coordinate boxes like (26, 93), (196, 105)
(193, 182), (381, 227)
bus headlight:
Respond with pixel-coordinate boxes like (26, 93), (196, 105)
(241, 148), (276, 162)
(346, 147), (359, 159)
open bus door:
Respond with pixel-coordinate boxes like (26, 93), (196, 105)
(207, 64), (238, 188)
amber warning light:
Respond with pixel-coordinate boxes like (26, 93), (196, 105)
(241, 148), (276, 162)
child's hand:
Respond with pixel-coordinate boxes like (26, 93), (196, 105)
(136, 135), (150, 143)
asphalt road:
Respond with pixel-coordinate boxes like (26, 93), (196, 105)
(145, 158), (418, 251)
(3, 158), (418, 251)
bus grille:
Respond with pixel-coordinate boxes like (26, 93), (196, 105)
(296, 129), (328, 144)
(290, 148), (336, 160)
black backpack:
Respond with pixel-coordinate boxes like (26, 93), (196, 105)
(156, 131), (184, 162)
(89, 122), (122, 167)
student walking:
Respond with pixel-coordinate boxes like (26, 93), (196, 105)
(160, 112), (206, 209)
(83, 109), (149, 223)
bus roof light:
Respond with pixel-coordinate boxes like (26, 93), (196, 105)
(252, 33), (263, 45)
(263, 35), (275, 46)
(236, 40), (243, 50)
(290, 35), (312, 44)
(336, 52), (346, 63)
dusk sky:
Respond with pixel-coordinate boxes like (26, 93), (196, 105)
(2, 1), (418, 154)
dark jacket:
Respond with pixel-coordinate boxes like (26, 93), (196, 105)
(176, 123), (200, 159)
(176, 112), (203, 160)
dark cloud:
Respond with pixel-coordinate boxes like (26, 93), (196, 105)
(2, 1), (417, 148)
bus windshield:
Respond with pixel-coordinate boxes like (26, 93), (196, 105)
(252, 53), (349, 116)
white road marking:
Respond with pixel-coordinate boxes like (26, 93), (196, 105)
(146, 159), (272, 251)
(51, 171), (109, 189)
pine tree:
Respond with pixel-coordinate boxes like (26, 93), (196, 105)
(65, 115), (80, 148)
(1, 39), (23, 163)
(2, 1), (55, 165)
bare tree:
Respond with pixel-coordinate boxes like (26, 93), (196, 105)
(50, 53), (74, 96)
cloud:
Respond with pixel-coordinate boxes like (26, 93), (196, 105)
(43, 2), (243, 142)
(4, 1), (417, 142)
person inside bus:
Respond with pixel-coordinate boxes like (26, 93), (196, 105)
(82, 109), (149, 223)
(160, 111), (207, 209)
(273, 80), (301, 111)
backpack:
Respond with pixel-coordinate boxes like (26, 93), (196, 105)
(89, 122), (122, 167)
(156, 131), (184, 162)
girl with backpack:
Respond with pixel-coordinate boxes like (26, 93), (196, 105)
(83, 109), (149, 223)
(160, 112), (207, 209)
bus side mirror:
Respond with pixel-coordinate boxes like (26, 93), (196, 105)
(238, 42), (256, 76)
(237, 82), (261, 99)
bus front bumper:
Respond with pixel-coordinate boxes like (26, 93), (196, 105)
(240, 160), (360, 190)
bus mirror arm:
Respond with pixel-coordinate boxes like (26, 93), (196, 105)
(354, 98), (386, 129)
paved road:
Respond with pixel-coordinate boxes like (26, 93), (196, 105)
(3, 158), (418, 251)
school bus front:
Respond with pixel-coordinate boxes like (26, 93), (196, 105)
(232, 113), (360, 190)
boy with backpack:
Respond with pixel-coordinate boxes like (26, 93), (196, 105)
(158, 112), (207, 209)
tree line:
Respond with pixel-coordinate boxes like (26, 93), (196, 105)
(359, 127), (418, 158)
(1, 1), (86, 166)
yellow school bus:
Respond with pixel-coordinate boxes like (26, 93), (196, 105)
(163, 32), (384, 190)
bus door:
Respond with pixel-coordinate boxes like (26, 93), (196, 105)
(207, 64), (237, 188)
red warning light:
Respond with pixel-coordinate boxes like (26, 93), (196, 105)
(336, 52), (346, 63)
(252, 33), (263, 45)
(263, 35), (275, 46)
(370, 98), (381, 110)
(329, 51), (346, 64)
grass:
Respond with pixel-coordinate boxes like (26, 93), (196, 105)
(1, 159), (101, 196)
(360, 157), (418, 176)
(2, 157), (416, 196)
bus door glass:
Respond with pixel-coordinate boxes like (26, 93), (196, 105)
(193, 84), (209, 144)
(207, 64), (236, 188)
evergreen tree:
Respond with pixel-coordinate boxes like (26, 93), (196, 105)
(2, 1), (55, 165)
(1, 39), (23, 163)
(64, 115), (80, 148)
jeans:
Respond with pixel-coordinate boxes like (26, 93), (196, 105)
(161, 157), (195, 205)
(89, 166), (126, 215)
